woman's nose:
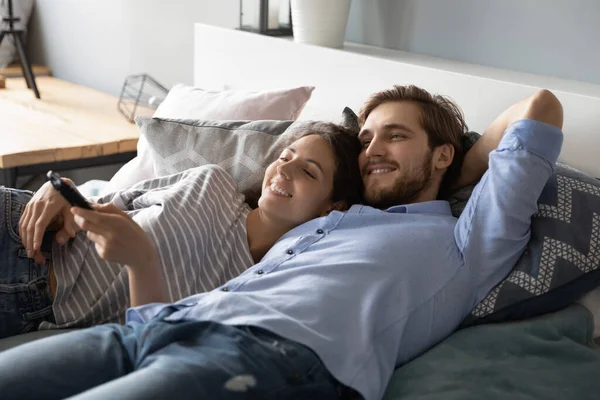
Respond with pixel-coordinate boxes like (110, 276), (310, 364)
(276, 163), (291, 179)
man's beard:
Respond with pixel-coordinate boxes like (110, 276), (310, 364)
(363, 150), (434, 209)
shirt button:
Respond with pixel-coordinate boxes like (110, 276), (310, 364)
(286, 249), (294, 255)
(221, 287), (229, 292)
(316, 229), (324, 234)
(257, 269), (264, 275)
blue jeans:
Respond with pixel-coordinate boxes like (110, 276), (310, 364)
(0, 187), (54, 339)
(0, 307), (346, 400)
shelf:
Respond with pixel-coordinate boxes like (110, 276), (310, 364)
(280, 35), (600, 99)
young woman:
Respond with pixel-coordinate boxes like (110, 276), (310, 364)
(0, 122), (362, 339)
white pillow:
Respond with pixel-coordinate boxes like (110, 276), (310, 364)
(154, 84), (314, 121)
(103, 84), (314, 193)
(100, 136), (154, 194)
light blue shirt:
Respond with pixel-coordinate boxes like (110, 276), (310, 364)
(128, 119), (563, 400)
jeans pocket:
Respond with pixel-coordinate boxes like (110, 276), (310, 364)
(4, 188), (33, 244)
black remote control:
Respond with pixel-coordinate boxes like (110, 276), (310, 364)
(46, 171), (94, 210)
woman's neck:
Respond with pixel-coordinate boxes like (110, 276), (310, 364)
(245, 208), (294, 263)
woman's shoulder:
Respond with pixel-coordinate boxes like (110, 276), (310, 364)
(183, 164), (236, 184)
(182, 164), (243, 197)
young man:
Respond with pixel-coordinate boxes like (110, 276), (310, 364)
(0, 86), (563, 400)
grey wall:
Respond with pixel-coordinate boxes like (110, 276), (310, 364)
(346, 0), (600, 85)
(28, 0), (239, 97)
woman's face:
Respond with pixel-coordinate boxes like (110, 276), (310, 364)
(258, 134), (339, 226)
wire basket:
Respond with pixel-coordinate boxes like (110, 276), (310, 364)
(118, 74), (169, 123)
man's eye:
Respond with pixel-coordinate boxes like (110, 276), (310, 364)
(391, 134), (405, 140)
(361, 141), (371, 148)
(304, 170), (316, 179)
(279, 157), (288, 162)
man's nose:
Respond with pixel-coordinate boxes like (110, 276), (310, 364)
(365, 137), (385, 158)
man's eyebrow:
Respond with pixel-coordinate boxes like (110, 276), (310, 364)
(358, 124), (414, 140)
(383, 123), (415, 134)
(288, 147), (323, 173)
(358, 129), (371, 140)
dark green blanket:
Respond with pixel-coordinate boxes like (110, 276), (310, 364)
(384, 305), (600, 400)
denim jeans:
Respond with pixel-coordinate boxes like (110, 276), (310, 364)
(0, 187), (54, 339)
(0, 307), (347, 400)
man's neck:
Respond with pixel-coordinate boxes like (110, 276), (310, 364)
(406, 180), (441, 205)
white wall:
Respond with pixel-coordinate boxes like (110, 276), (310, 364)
(347, 0), (600, 85)
(28, 0), (239, 96)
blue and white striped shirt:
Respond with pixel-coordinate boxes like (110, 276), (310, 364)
(128, 120), (563, 400)
(41, 165), (254, 330)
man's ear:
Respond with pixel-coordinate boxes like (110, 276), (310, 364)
(434, 144), (454, 170)
(320, 201), (348, 217)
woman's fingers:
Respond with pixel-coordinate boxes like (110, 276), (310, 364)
(89, 202), (122, 215)
(26, 202), (44, 257)
(71, 206), (122, 238)
(55, 210), (81, 245)
(31, 205), (58, 254)
(72, 213), (109, 236)
(33, 251), (46, 266)
(19, 203), (31, 251)
(86, 230), (106, 247)
(86, 231), (111, 260)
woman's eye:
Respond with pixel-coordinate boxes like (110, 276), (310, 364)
(361, 141), (371, 148)
(304, 170), (316, 179)
(279, 157), (288, 162)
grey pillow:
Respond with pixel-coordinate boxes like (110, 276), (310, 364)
(450, 133), (600, 326)
(136, 117), (311, 207)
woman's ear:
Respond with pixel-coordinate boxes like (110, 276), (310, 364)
(320, 201), (348, 217)
(434, 144), (455, 170)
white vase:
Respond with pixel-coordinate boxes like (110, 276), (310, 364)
(291, 0), (352, 49)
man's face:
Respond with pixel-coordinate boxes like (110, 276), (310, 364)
(358, 101), (435, 209)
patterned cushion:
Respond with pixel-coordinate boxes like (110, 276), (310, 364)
(137, 117), (312, 207)
(451, 133), (600, 326)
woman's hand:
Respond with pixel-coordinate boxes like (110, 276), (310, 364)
(19, 179), (81, 265)
(71, 203), (157, 268)
(71, 203), (166, 306)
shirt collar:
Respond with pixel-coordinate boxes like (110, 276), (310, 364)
(385, 200), (452, 215)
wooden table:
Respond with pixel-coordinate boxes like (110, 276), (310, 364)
(0, 77), (150, 187)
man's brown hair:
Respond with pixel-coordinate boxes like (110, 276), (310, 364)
(358, 85), (468, 198)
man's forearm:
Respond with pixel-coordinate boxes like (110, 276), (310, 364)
(456, 89), (563, 188)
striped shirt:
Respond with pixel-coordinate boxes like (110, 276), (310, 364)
(39, 165), (253, 329)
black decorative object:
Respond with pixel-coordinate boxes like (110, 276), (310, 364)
(239, 0), (292, 36)
(118, 74), (169, 123)
(0, 0), (39, 98)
